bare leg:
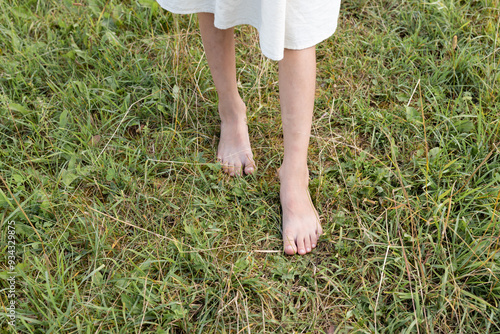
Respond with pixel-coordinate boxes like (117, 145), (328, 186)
(278, 46), (322, 255)
(198, 13), (256, 176)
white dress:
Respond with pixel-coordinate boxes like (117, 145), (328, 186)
(156, 0), (342, 61)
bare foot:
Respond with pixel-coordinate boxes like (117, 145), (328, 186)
(216, 98), (256, 176)
(279, 165), (322, 255)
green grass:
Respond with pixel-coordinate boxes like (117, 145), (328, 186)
(0, 0), (499, 332)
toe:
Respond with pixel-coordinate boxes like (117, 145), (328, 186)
(311, 234), (318, 249)
(304, 236), (312, 253)
(227, 163), (236, 176)
(317, 225), (323, 237)
(296, 238), (306, 255)
(283, 234), (297, 255)
(222, 162), (229, 174)
(244, 165), (255, 175)
(233, 163), (243, 176)
(244, 155), (256, 175)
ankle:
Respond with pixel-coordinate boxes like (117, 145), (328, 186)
(218, 96), (246, 123)
(278, 162), (309, 187)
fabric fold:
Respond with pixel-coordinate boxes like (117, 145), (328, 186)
(156, 0), (341, 61)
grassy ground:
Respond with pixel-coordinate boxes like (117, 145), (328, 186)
(1, 0), (499, 332)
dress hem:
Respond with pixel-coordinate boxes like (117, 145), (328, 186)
(157, 3), (338, 61)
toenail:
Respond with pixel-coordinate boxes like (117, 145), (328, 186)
(306, 248), (311, 252)
(312, 244), (316, 248)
